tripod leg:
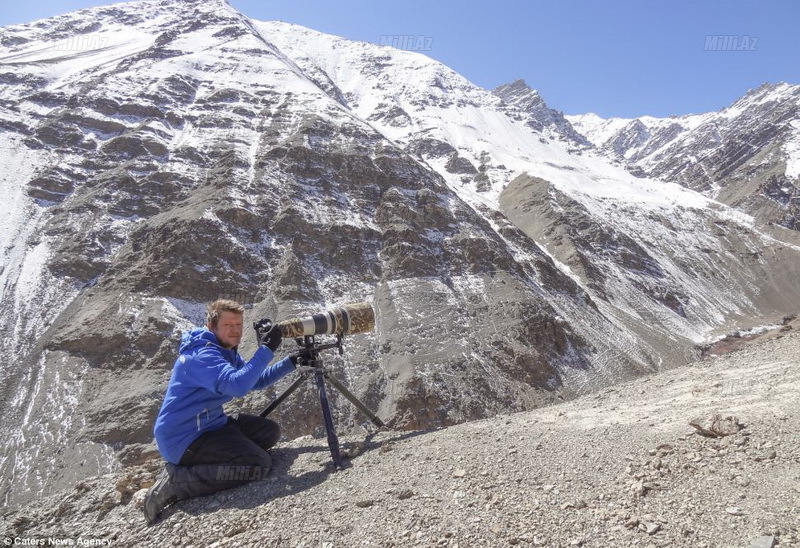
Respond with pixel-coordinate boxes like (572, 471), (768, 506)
(259, 373), (307, 418)
(315, 370), (343, 469)
(324, 373), (385, 428)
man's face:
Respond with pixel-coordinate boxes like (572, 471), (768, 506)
(208, 311), (243, 349)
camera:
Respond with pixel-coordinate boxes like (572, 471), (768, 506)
(275, 302), (375, 339)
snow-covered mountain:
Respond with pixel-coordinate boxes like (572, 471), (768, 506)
(1, 0), (799, 506)
(567, 83), (800, 229)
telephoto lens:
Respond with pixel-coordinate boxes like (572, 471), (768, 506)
(276, 302), (375, 338)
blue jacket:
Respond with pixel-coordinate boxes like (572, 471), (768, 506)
(154, 327), (296, 464)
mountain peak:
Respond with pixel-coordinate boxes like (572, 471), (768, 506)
(493, 78), (540, 102)
(732, 81), (799, 110)
(496, 78), (533, 90)
(492, 79), (590, 147)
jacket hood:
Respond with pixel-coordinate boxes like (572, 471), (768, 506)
(179, 327), (220, 354)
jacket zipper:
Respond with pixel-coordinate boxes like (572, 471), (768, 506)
(196, 408), (209, 431)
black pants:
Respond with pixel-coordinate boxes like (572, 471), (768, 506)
(163, 414), (281, 503)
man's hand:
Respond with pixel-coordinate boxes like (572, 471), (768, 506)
(253, 319), (282, 352)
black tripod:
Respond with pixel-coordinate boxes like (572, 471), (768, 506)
(260, 334), (384, 469)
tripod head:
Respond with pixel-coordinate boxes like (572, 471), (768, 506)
(292, 334), (344, 367)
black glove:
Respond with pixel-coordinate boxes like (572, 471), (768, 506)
(253, 319), (282, 352)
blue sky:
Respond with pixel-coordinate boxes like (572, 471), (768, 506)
(1, 0), (798, 118)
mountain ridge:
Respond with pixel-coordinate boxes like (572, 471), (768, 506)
(566, 82), (800, 230)
(0, 0), (798, 510)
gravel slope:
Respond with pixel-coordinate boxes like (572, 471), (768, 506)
(2, 328), (799, 547)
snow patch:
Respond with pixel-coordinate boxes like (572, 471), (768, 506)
(784, 119), (800, 179)
(164, 297), (208, 329)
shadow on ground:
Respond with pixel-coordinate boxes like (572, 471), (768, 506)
(161, 428), (431, 520)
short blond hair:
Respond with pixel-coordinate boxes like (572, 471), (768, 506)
(206, 299), (244, 327)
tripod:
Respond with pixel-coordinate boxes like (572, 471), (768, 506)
(260, 334), (384, 469)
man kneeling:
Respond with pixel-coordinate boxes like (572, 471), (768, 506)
(144, 299), (295, 524)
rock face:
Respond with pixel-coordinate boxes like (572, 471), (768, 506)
(493, 79), (591, 149)
(0, 0), (799, 507)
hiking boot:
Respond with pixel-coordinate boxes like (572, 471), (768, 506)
(143, 466), (176, 524)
